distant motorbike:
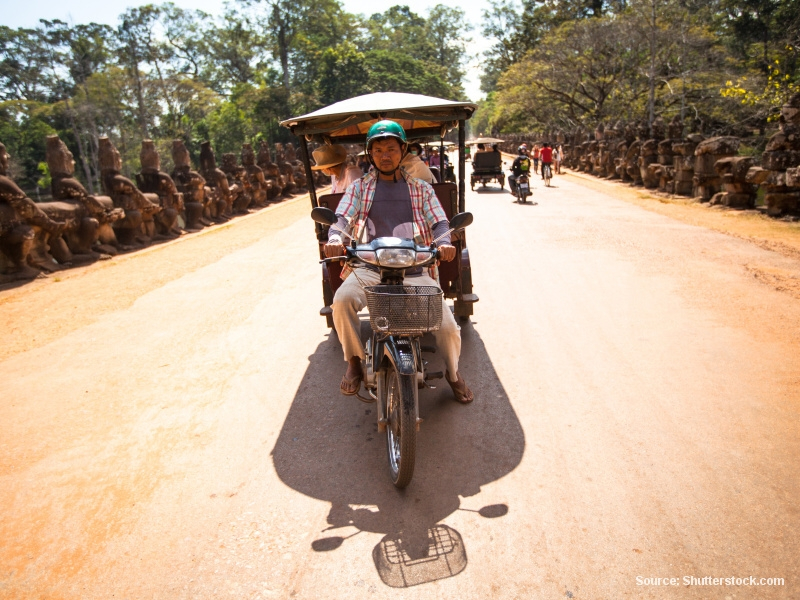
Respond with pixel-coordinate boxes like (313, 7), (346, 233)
(312, 206), (473, 488)
(512, 173), (535, 204)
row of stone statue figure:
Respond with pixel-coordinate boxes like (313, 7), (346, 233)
(496, 92), (800, 218)
(0, 135), (316, 280)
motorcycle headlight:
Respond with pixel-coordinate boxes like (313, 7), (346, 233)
(356, 250), (378, 265)
(415, 251), (433, 264)
(376, 248), (415, 268)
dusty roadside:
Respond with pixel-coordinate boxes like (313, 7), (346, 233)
(0, 195), (315, 361)
(564, 169), (800, 298)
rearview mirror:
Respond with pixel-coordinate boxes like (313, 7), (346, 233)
(311, 206), (337, 226)
(449, 212), (473, 231)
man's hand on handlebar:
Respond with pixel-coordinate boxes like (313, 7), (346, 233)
(324, 241), (346, 259)
(438, 243), (456, 262)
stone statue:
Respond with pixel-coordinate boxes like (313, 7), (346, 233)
(692, 136), (740, 201)
(99, 136), (161, 246)
(46, 135), (124, 259)
(221, 153), (252, 214)
(200, 141), (236, 218)
(241, 143), (268, 208)
(171, 140), (207, 230)
(0, 142), (70, 277)
(275, 143), (297, 196)
(285, 142), (307, 191)
(257, 141), (283, 201)
(136, 140), (183, 238)
(668, 115), (684, 140)
(748, 92), (800, 215)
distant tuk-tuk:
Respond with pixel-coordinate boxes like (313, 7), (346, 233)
(468, 136), (506, 190)
(280, 92), (480, 326)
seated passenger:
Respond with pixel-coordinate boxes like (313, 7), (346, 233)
(311, 145), (363, 194)
(400, 142), (435, 184)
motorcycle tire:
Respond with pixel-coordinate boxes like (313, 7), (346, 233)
(384, 366), (417, 488)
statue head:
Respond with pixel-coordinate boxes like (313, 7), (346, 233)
(171, 140), (191, 168)
(46, 135), (76, 176)
(98, 136), (122, 172)
(780, 92), (800, 126)
(594, 123), (605, 141)
(652, 116), (666, 140)
(257, 141), (272, 165)
(200, 141), (217, 171)
(0, 142), (8, 176)
(668, 115), (683, 139)
(285, 142), (297, 162)
(241, 143), (255, 167)
(221, 153), (239, 173)
(140, 140), (161, 171)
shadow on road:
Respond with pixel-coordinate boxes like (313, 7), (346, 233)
(473, 187), (507, 195)
(272, 318), (524, 588)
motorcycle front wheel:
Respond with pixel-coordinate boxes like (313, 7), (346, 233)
(384, 366), (417, 488)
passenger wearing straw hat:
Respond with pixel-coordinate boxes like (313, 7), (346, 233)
(311, 144), (363, 194)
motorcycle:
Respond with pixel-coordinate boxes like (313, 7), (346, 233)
(311, 206), (473, 488)
(512, 173), (535, 204)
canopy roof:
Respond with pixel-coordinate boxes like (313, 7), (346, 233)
(468, 137), (505, 144)
(281, 92), (477, 144)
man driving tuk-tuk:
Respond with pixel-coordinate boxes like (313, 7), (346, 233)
(323, 120), (473, 404)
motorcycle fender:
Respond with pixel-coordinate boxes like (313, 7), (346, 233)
(382, 338), (417, 377)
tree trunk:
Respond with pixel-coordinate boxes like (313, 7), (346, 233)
(648, 0), (656, 137)
(272, 4), (291, 94)
(66, 99), (95, 195)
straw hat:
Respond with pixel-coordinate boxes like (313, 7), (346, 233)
(311, 144), (348, 170)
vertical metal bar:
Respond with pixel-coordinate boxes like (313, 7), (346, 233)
(458, 120), (466, 213)
(297, 135), (321, 236)
(439, 138), (445, 184)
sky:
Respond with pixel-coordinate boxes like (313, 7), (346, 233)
(3, 0), (493, 101)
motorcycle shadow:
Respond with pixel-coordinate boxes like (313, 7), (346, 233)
(473, 187), (507, 194)
(271, 317), (525, 588)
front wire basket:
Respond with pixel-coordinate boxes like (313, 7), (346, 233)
(364, 285), (443, 335)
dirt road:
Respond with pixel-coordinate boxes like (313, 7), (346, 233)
(1, 172), (799, 599)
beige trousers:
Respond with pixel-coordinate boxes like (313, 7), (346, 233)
(332, 268), (461, 375)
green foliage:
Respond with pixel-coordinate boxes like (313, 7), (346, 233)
(364, 50), (459, 98)
(0, 2), (475, 189)
(36, 161), (51, 190)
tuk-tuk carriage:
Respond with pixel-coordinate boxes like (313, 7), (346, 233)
(280, 92), (480, 327)
(468, 136), (506, 190)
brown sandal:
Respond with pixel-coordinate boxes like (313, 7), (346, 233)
(340, 372), (362, 396)
(446, 370), (474, 404)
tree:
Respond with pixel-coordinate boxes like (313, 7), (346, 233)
(426, 5), (472, 90)
(317, 42), (369, 105)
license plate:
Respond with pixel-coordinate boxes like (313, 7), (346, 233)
(520, 184), (529, 191)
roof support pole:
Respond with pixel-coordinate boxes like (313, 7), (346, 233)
(297, 135), (322, 238)
(458, 119), (466, 213)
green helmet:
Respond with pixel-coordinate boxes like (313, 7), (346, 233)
(366, 120), (407, 151)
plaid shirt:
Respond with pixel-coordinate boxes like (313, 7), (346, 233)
(330, 167), (448, 279)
